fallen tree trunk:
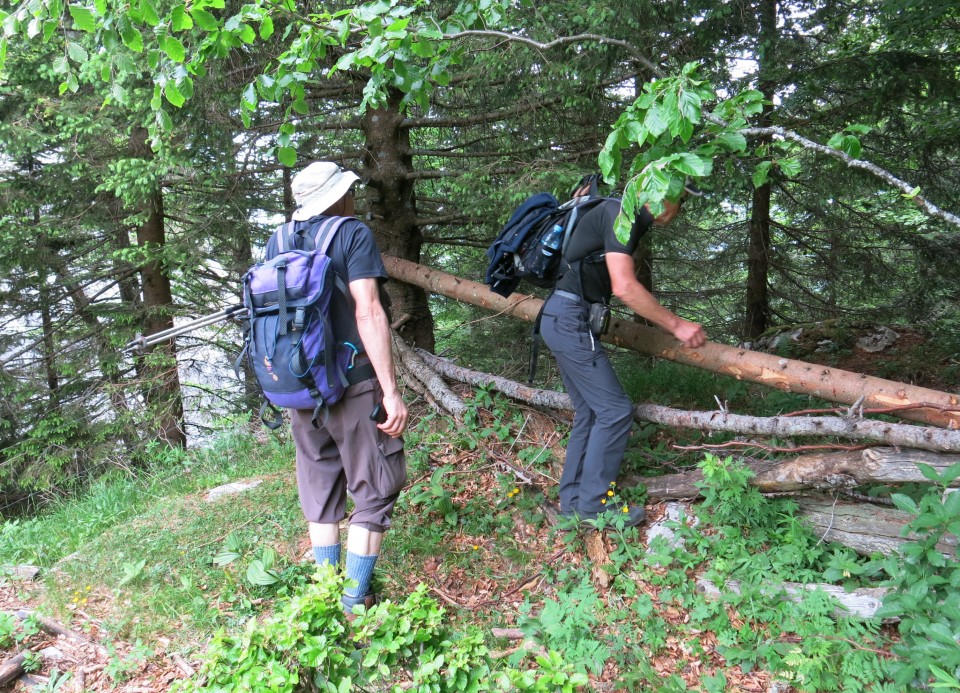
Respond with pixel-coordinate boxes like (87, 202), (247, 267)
(417, 350), (960, 452)
(385, 255), (960, 429)
(638, 447), (960, 499)
(695, 578), (890, 621)
(0, 653), (26, 687)
(395, 336), (467, 419)
(797, 497), (957, 556)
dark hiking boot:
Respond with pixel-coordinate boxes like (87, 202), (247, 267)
(567, 505), (647, 528)
(341, 592), (378, 621)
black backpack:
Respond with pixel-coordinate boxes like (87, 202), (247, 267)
(484, 174), (609, 298)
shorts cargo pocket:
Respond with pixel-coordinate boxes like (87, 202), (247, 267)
(375, 434), (406, 498)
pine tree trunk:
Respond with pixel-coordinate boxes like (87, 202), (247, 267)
(743, 0), (778, 341)
(130, 128), (186, 449)
(361, 90), (436, 351)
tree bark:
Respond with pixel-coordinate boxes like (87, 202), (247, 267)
(637, 447), (960, 500)
(383, 255), (960, 430)
(796, 497), (957, 556)
(695, 578), (889, 621)
(743, 0), (778, 341)
(361, 89), (435, 351)
(129, 127), (186, 448)
(395, 338), (466, 418)
(0, 653), (25, 687)
(418, 351), (960, 453)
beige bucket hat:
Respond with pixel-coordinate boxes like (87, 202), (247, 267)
(291, 162), (361, 221)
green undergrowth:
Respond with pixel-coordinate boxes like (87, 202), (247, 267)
(0, 391), (958, 691)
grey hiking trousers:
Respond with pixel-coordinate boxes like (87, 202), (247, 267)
(540, 291), (634, 514)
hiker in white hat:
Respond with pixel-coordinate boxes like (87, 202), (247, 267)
(266, 160), (409, 616)
(291, 161), (363, 221)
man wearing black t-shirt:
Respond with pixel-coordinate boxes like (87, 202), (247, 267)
(541, 188), (706, 526)
(269, 162), (408, 614)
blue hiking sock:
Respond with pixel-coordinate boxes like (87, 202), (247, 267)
(312, 544), (341, 567)
(343, 551), (378, 598)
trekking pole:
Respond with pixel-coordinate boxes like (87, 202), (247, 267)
(122, 304), (245, 356)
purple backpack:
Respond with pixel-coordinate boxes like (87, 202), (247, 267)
(242, 217), (356, 427)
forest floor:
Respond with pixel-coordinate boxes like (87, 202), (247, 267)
(4, 319), (951, 691)
(0, 400), (785, 692)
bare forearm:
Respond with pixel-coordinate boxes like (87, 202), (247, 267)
(355, 302), (399, 398)
(617, 284), (682, 332)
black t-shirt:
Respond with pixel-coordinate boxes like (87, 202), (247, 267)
(554, 199), (654, 304)
(263, 216), (388, 352)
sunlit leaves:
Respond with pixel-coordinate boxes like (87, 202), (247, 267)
(158, 34), (185, 63)
(67, 5), (96, 32)
(277, 146), (296, 167)
(826, 125), (872, 162)
(189, 8), (218, 31)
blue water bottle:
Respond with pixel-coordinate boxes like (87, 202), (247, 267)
(541, 224), (564, 256)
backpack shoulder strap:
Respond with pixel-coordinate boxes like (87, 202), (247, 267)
(311, 216), (353, 255)
(275, 221), (298, 253)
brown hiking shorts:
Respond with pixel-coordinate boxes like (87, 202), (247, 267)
(290, 377), (406, 533)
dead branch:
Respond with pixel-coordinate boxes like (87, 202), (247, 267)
(395, 338), (466, 419)
(414, 351), (960, 452)
(635, 447), (960, 500)
(696, 578), (890, 621)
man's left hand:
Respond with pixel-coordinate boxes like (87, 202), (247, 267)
(378, 391), (408, 437)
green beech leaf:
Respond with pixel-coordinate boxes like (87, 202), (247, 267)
(171, 5), (193, 30)
(139, 0), (160, 26)
(674, 153), (710, 177)
(777, 157), (801, 179)
(238, 23), (255, 44)
(715, 131), (746, 153)
(156, 107), (173, 132)
(259, 15), (273, 39)
(241, 82), (257, 110)
(161, 34), (186, 62)
(277, 146), (297, 167)
(68, 5), (96, 32)
(189, 7), (218, 31)
(644, 103), (668, 137)
(613, 213), (632, 246)
(678, 89), (702, 122)
(165, 82), (185, 107)
(752, 161), (772, 188)
(121, 25), (144, 52)
(66, 41), (88, 62)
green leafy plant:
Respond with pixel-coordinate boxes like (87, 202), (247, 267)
(174, 566), (586, 692)
(0, 612), (15, 648)
(117, 559), (147, 587)
(408, 465), (460, 526)
(21, 650), (42, 673)
(35, 670), (72, 692)
(871, 463), (960, 690)
(246, 547), (282, 587)
(517, 574), (610, 676)
(105, 639), (154, 683)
